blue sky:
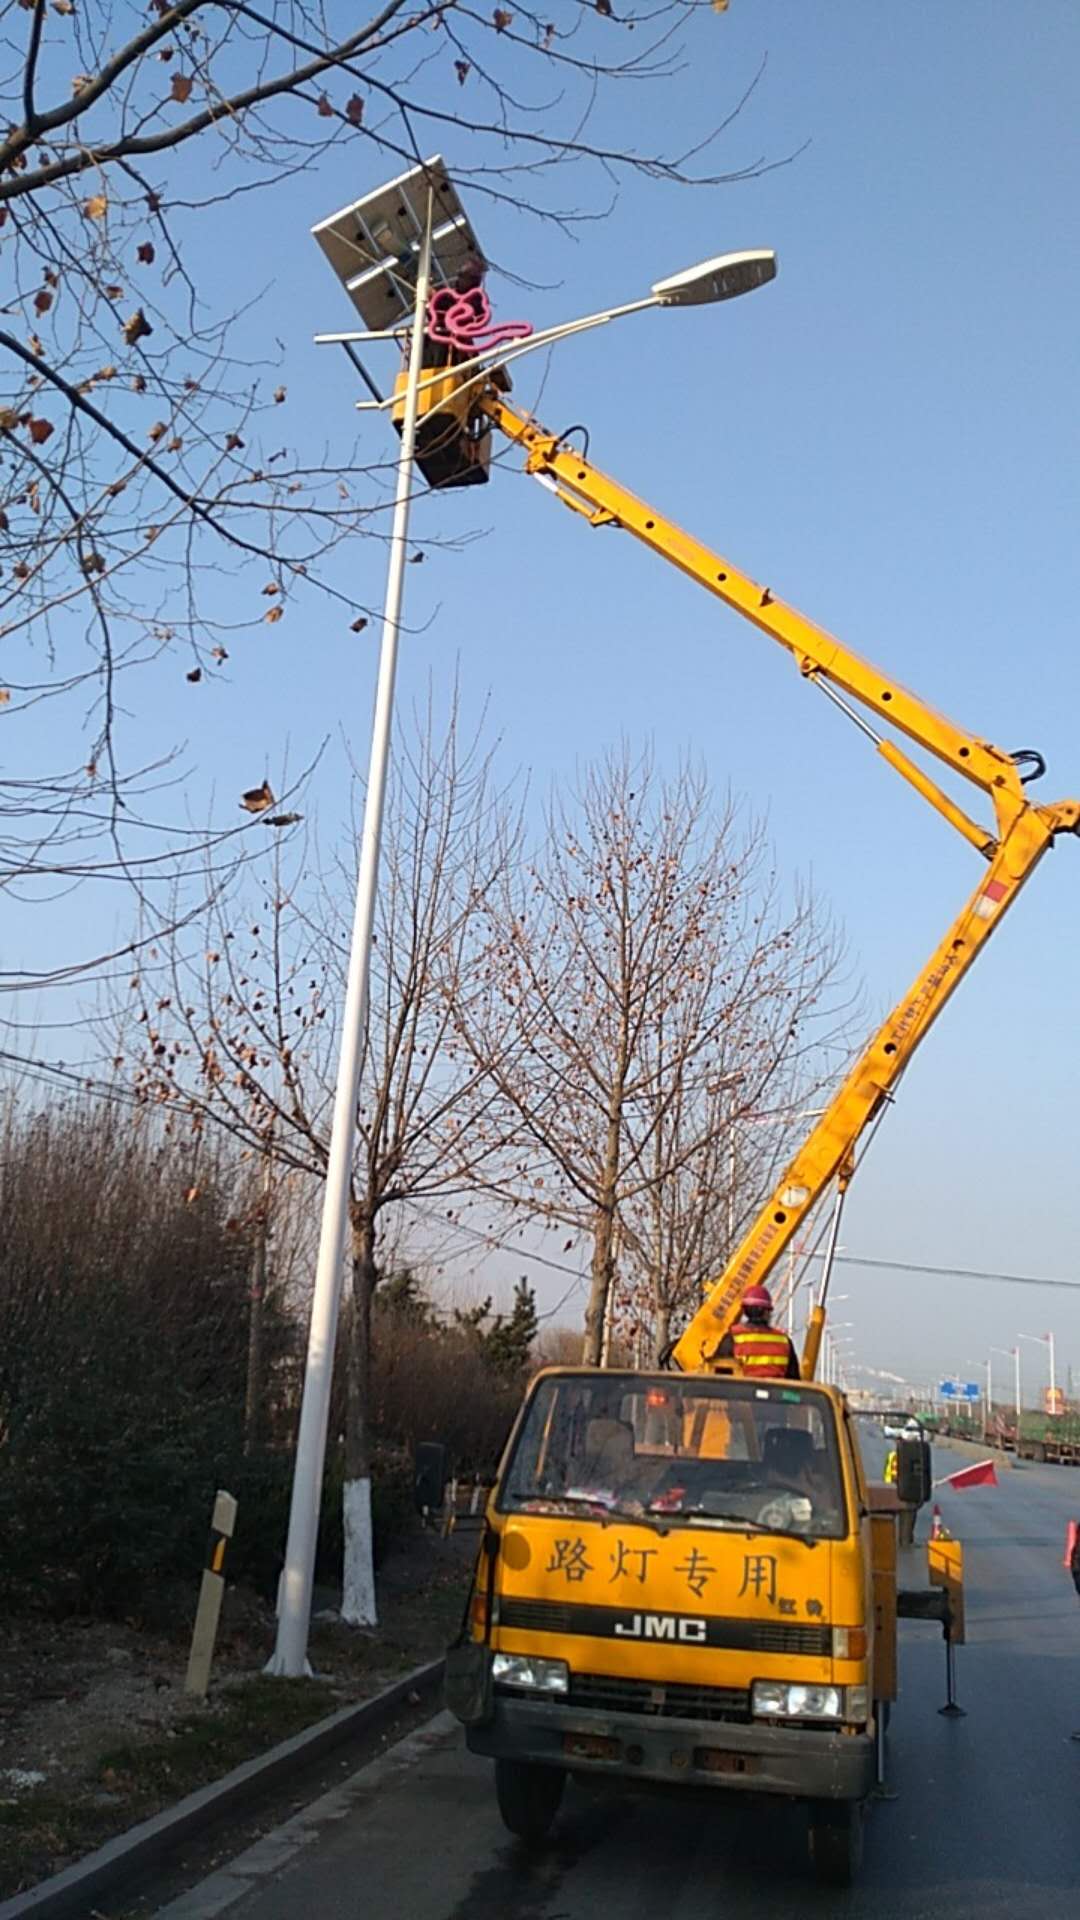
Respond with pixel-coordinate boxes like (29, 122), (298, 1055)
(14, 2), (1080, 1397)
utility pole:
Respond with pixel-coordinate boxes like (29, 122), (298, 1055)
(267, 179), (437, 1679)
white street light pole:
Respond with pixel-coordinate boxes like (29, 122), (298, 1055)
(1019, 1331), (1055, 1414)
(992, 1343), (1021, 1417)
(266, 189), (436, 1679)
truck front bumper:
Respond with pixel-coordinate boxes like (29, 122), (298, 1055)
(466, 1693), (874, 1803)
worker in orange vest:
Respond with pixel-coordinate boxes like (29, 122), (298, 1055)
(717, 1285), (801, 1380)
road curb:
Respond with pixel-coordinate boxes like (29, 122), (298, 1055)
(0, 1657), (444, 1920)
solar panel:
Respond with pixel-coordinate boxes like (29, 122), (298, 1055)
(311, 156), (483, 329)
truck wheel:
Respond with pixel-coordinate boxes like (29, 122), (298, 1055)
(494, 1759), (565, 1843)
(807, 1801), (863, 1886)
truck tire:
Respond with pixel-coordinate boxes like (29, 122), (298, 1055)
(494, 1759), (565, 1843)
(807, 1801), (863, 1886)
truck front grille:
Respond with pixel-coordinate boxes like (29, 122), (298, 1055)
(568, 1673), (752, 1724)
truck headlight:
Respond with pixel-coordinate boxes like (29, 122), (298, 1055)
(492, 1652), (569, 1695)
(752, 1681), (869, 1723)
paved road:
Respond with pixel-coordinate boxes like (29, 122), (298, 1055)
(161, 1447), (1080, 1920)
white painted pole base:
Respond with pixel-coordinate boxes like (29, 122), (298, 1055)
(340, 1476), (378, 1628)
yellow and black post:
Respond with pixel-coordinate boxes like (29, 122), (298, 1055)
(185, 1490), (238, 1698)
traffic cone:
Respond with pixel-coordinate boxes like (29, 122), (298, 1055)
(930, 1504), (944, 1541)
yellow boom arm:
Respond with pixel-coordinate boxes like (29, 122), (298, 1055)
(479, 389), (1080, 1374)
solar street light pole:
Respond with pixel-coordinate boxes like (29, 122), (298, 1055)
(266, 188), (435, 1679)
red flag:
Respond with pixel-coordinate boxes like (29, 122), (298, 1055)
(938, 1458), (997, 1491)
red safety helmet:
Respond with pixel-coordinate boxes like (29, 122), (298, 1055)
(742, 1285), (773, 1312)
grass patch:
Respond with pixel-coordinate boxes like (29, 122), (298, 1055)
(0, 1550), (472, 1904)
(95, 1675), (339, 1802)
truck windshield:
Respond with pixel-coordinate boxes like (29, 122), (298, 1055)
(499, 1373), (847, 1541)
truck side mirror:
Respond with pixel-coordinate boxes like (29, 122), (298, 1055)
(414, 1441), (448, 1516)
(896, 1435), (932, 1508)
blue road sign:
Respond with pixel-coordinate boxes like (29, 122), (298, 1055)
(939, 1379), (980, 1401)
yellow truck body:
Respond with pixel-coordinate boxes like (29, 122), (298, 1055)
(450, 1366), (887, 1879)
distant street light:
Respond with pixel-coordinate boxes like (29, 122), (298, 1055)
(1018, 1330), (1056, 1411)
(990, 1344), (1021, 1419)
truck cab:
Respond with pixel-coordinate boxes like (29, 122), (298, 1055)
(449, 1365), (887, 1884)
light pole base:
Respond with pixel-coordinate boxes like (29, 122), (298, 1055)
(263, 1651), (315, 1679)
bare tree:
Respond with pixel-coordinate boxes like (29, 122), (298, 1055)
(0, 0), (778, 948)
(116, 688), (519, 1619)
(460, 748), (847, 1364)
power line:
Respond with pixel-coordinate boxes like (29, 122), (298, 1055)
(820, 1251), (1080, 1295)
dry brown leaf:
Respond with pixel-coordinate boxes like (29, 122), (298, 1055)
(34, 289), (53, 316)
(131, 373), (147, 393)
(264, 604), (284, 624)
(492, 6), (512, 27)
(454, 60), (470, 84)
(211, 645), (228, 662)
(123, 309), (152, 344)
(273, 385), (286, 404)
(170, 72), (194, 104)
(345, 94), (364, 125)
(0, 690), (10, 705)
(225, 431), (244, 450)
(137, 241), (155, 264)
(261, 581), (280, 596)
(84, 193), (108, 220)
(316, 93), (334, 117)
(240, 781), (275, 815)
(28, 418), (54, 444)
(350, 616), (369, 633)
(44, 267), (58, 289)
(147, 421), (167, 442)
(103, 283), (124, 301)
(186, 667), (202, 683)
(265, 812), (302, 829)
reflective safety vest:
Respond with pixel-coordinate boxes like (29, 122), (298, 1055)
(729, 1323), (796, 1378)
